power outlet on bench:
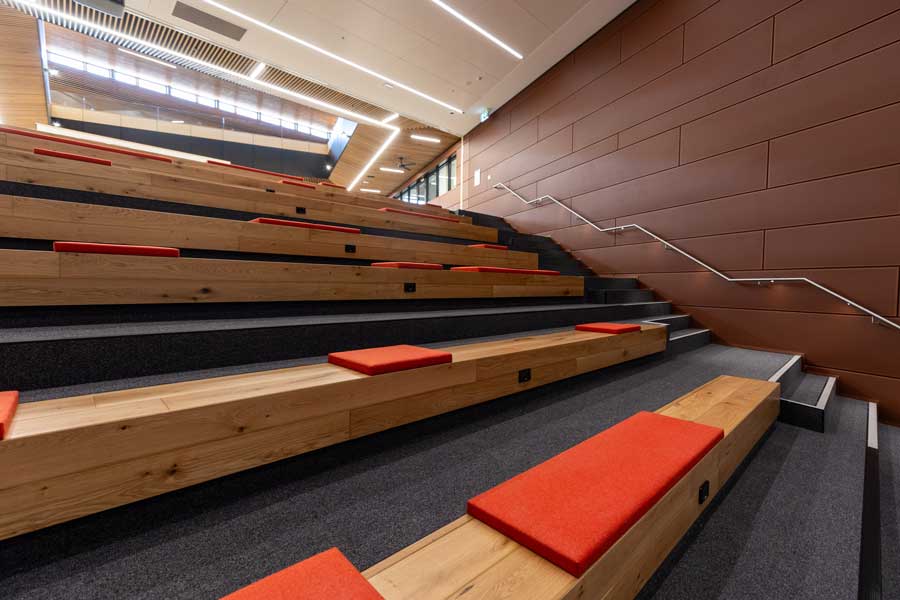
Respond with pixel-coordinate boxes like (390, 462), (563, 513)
(345, 244), (357, 254)
(698, 480), (710, 505)
(518, 368), (532, 383)
(296, 207), (306, 215)
(404, 282), (416, 293)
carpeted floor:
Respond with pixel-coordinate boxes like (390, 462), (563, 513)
(881, 421), (900, 599)
(0, 344), (864, 600)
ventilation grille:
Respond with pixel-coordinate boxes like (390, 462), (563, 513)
(171, 1), (245, 42)
(3, 0), (391, 120)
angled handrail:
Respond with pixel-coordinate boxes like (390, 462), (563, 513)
(493, 182), (900, 332)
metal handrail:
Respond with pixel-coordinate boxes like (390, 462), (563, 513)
(493, 182), (900, 332)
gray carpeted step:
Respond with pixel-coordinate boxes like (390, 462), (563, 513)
(783, 372), (829, 406)
(644, 314), (691, 332)
(0, 301), (674, 391)
(666, 328), (711, 354)
(771, 362), (837, 433)
(584, 276), (639, 291)
(880, 420), (899, 599)
(593, 289), (655, 303)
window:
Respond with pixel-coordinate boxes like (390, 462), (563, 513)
(85, 64), (111, 78)
(171, 88), (197, 103)
(236, 106), (259, 120)
(114, 71), (137, 85)
(394, 153), (458, 205)
(218, 102), (236, 113)
(139, 79), (167, 94)
(48, 52), (85, 71)
(197, 96), (216, 108)
(260, 113), (281, 126)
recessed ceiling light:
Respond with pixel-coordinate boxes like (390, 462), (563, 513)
(200, 0), (464, 113)
(15, 0), (400, 193)
(382, 113), (399, 123)
(379, 167), (405, 173)
(118, 47), (177, 69)
(359, 188), (381, 194)
(410, 134), (441, 143)
(48, 68), (60, 76)
(325, 164), (332, 171)
(429, 0), (523, 60)
(249, 62), (266, 79)
(171, 120), (185, 124)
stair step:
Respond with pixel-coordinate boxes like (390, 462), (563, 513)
(589, 289), (655, 303)
(0, 301), (673, 391)
(666, 328), (711, 354)
(768, 357), (838, 432)
(783, 372), (830, 405)
(583, 277), (639, 291)
(878, 415), (897, 599)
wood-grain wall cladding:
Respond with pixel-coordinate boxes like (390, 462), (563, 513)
(461, 0), (900, 422)
(0, 6), (47, 128)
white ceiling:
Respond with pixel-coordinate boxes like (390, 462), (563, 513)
(126, 0), (635, 136)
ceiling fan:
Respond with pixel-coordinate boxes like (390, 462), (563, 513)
(394, 156), (418, 171)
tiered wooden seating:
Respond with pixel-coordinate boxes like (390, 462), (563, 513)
(362, 375), (779, 599)
(0, 126), (457, 219)
(0, 324), (667, 540)
(0, 248), (574, 305)
(0, 142), (494, 241)
(0, 196), (537, 268)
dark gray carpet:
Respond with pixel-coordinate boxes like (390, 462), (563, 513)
(881, 421), (900, 599)
(643, 395), (867, 600)
(783, 372), (829, 406)
(1, 345), (817, 600)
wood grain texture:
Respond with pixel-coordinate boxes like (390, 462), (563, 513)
(0, 325), (666, 540)
(460, 0), (900, 416)
(0, 7), (47, 128)
(365, 375), (779, 600)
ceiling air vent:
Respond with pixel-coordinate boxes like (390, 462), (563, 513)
(172, 2), (247, 41)
(72, 0), (125, 18)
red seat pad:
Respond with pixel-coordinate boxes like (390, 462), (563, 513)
(371, 262), (443, 270)
(467, 411), (724, 577)
(220, 548), (383, 600)
(468, 244), (509, 250)
(575, 322), (642, 334)
(450, 266), (560, 276)
(328, 344), (452, 376)
(280, 179), (317, 189)
(0, 391), (19, 441)
(53, 241), (180, 257)
(34, 148), (111, 166)
(377, 207), (460, 223)
(249, 217), (361, 234)
(319, 182), (345, 189)
(208, 160), (294, 179)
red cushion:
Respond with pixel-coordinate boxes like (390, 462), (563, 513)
(468, 244), (509, 250)
(0, 391), (19, 441)
(450, 266), (560, 276)
(249, 218), (361, 234)
(35, 148), (111, 166)
(575, 323), (642, 334)
(319, 182), (345, 189)
(53, 241), (180, 257)
(370, 262), (443, 270)
(467, 411), (724, 577)
(280, 179), (317, 189)
(220, 548), (383, 600)
(0, 127), (172, 162)
(208, 160), (296, 180)
(377, 207), (460, 223)
(329, 344), (452, 376)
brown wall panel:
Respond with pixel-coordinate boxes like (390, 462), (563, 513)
(611, 164), (900, 244)
(769, 101), (900, 186)
(620, 0), (716, 59)
(680, 40), (900, 162)
(811, 367), (900, 424)
(575, 231), (764, 274)
(461, 0), (900, 408)
(571, 142), (767, 223)
(469, 118), (539, 177)
(638, 268), (899, 317)
(773, 0), (900, 62)
(765, 216), (900, 269)
(535, 129), (678, 200)
(574, 20), (772, 151)
(538, 28), (683, 140)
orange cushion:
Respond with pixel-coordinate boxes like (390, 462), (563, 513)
(0, 127), (172, 162)
(468, 244), (509, 250)
(329, 344), (452, 376)
(467, 411), (724, 577)
(370, 262), (443, 270)
(377, 207), (460, 223)
(319, 182), (345, 189)
(0, 391), (18, 441)
(280, 179), (317, 189)
(249, 218), (361, 234)
(53, 241), (180, 257)
(575, 323), (641, 334)
(450, 266), (560, 276)
(208, 160), (296, 179)
(35, 148), (111, 166)
(220, 548), (383, 600)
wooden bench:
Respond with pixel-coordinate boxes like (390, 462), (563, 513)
(0, 195), (538, 269)
(362, 375), (779, 599)
(0, 324), (668, 540)
(0, 248), (578, 305)
(0, 144), (495, 242)
(0, 126), (458, 219)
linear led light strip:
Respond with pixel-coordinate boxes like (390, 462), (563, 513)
(18, 0), (397, 191)
(430, 0), (523, 60)
(201, 0), (464, 114)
